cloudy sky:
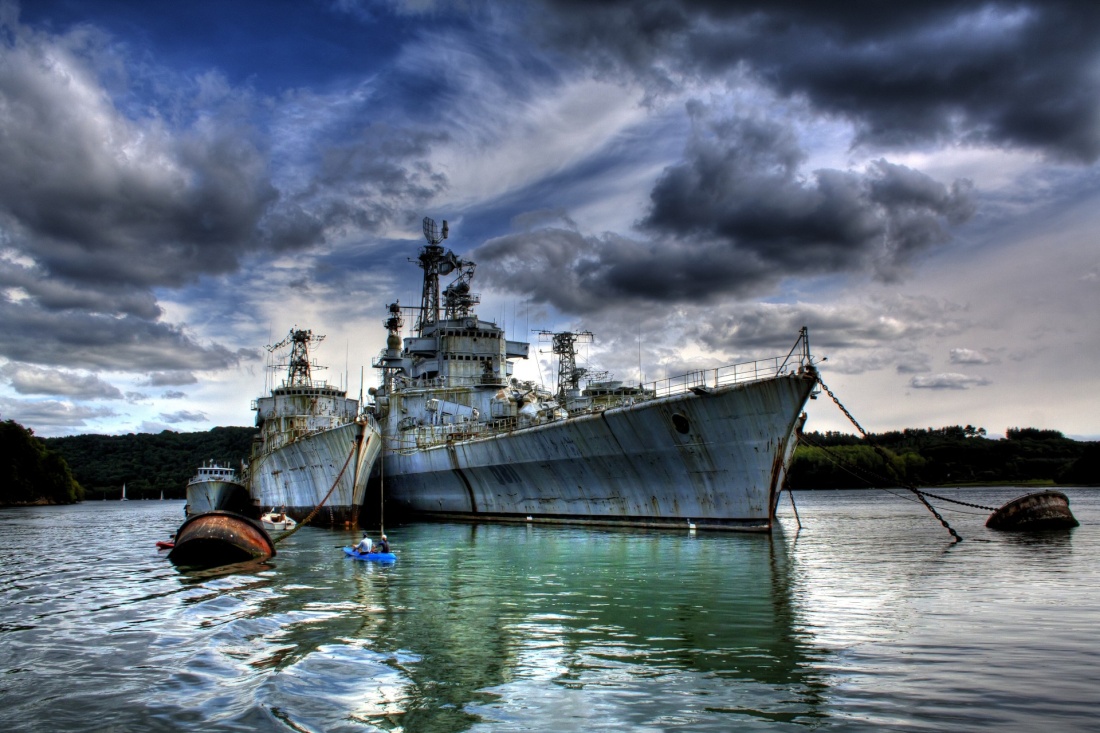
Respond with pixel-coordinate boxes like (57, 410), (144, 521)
(1, 0), (1097, 439)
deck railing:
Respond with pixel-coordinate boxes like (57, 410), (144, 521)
(641, 327), (811, 398)
(385, 329), (812, 453)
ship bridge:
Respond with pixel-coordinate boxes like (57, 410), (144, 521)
(373, 220), (530, 392)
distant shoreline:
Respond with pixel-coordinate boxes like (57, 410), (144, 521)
(793, 481), (1098, 490)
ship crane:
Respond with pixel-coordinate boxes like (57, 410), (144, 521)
(538, 330), (594, 403)
(266, 327), (326, 387)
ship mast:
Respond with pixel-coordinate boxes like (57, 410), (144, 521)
(414, 217), (478, 335)
(267, 328), (326, 387)
(539, 330), (593, 403)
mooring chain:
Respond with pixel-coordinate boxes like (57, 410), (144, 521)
(800, 433), (997, 513)
(914, 489), (996, 512)
(816, 377), (964, 543)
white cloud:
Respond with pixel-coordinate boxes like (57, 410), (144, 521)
(1, 363), (123, 399)
(158, 410), (208, 423)
(0, 397), (118, 434)
(910, 372), (992, 390)
(949, 348), (992, 365)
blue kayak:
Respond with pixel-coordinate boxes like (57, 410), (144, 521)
(343, 546), (396, 563)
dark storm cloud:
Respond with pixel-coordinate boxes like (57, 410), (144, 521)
(141, 371), (199, 387)
(0, 396), (118, 432)
(472, 112), (973, 312)
(305, 123), (451, 236)
(641, 111), (975, 279)
(0, 12), (328, 375)
(0, 262), (163, 319)
(0, 29), (287, 289)
(0, 300), (250, 371)
(0, 363), (123, 399)
(533, 0), (1100, 161)
(686, 296), (969, 352)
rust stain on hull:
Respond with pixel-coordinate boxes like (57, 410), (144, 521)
(169, 511), (276, 567)
(986, 491), (1079, 531)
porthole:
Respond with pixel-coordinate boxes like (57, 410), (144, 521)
(671, 413), (690, 434)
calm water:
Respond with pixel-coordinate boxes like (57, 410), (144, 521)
(2, 488), (1098, 732)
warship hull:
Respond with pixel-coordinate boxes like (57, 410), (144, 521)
(381, 372), (815, 530)
(249, 419), (382, 526)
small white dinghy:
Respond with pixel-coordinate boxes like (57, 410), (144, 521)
(259, 508), (297, 531)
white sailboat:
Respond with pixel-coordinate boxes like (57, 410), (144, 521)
(120, 483), (128, 501)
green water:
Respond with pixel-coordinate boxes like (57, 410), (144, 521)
(1, 488), (1097, 731)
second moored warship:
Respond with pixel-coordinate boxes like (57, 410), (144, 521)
(246, 328), (382, 526)
(366, 218), (818, 531)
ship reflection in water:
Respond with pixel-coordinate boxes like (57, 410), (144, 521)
(4, 496), (1097, 732)
(259, 523), (825, 731)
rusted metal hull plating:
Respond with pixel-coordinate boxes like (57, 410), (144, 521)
(986, 490), (1079, 531)
(249, 419), (382, 526)
(168, 511), (276, 567)
(380, 373), (815, 531)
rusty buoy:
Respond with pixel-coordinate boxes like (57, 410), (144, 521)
(986, 491), (1079, 531)
(168, 510), (276, 567)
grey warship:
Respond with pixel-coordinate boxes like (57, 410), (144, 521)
(368, 218), (818, 531)
(247, 328), (382, 526)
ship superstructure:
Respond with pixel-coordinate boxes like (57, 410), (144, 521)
(184, 460), (249, 517)
(248, 328), (382, 526)
(367, 218), (818, 531)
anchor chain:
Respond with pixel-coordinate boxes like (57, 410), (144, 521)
(800, 433), (998, 513)
(911, 489), (996, 513)
(816, 377), (965, 543)
(271, 441), (357, 545)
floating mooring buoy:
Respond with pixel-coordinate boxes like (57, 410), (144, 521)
(168, 510), (276, 567)
(986, 491), (1079, 531)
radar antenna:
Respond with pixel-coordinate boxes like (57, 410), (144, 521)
(423, 217), (448, 246)
(414, 217), (479, 334)
(538, 330), (594, 402)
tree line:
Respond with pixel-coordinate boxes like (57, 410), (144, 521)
(41, 426), (257, 500)
(0, 420), (84, 505)
(3, 420), (1097, 506)
(789, 426), (1099, 489)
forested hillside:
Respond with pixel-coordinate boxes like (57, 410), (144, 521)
(19, 422), (1100, 502)
(789, 426), (1099, 489)
(0, 420), (84, 505)
(44, 427), (257, 500)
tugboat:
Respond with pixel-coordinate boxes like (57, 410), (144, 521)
(246, 328), (382, 526)
(184, 461), (250, 517)
(366, 217), (818, 531)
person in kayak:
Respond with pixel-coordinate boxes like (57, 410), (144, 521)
(354, 532), (373, 554)
(376, 534), (390, 553)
